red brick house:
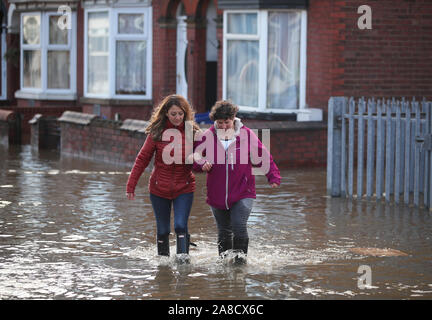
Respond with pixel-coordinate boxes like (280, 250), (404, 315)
(1, 0), (431, 166)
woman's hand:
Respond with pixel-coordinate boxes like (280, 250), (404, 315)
(270, 183), (279, 188)
(186, 152), (202, 163)
(126, 192), (135, 200)
(202, 161), (213, 172)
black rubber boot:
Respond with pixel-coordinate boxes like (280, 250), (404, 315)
(233, 237), (249, 264)
(176, 233), (189, 254)
(218, 237), (233, 256)
(157, 234), (170, 256)
(176, 233), (191, 264)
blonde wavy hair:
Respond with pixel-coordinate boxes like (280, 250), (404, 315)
(145, 94), (201, 141)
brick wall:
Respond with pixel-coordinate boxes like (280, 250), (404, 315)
(58, 112), (327, 169)
(340, 0), (432, 98)
(60, 116), (147, 167)
(307, 0), (339, 115)
(307, 0), (432, 114)
(3, 33), (20, 105)
(0, 120), (11, 147)
(270, 128), (327, 168)
(2, 106), (82, 144)
(152, 2), (177, 105)
(186, 23), (208, 113)
(216, 19), (223, 101)
(81, 104), (154, 121)
(0, 110), (18, 147)
(242, 119), (327, 168)
(30, 115), (61, 150)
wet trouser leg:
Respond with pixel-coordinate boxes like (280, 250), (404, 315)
(211, 198), (253, 256)
(211, 206), (232, 255)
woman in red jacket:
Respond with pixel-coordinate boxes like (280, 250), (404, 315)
(126, 95), (200, 261)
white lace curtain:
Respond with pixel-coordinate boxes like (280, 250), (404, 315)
(88, 12), (109, 94)
(226, 13), (259, 107)
(267, 11), (300, 109)
(116, 14), (147, 95)
(226, 11), (301, 109)
(116, 41), (147, 95)
(48, 16), (70, 89)
(87, 12), (147, 95)
(47, 51), (70, 89)
(22, 14), (71, 90)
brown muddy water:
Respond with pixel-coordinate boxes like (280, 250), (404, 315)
(0, 145), (431, 300)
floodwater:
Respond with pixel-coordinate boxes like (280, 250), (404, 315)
(0, 145), (431, 300)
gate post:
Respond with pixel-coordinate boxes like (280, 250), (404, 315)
(327, 97), (347, 196)
(429, 102), (432, 210)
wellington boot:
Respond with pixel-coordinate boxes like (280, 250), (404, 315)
(157, 234), (170, 256)
(233, 237), (249, 265)
(176, 233), (190, 264)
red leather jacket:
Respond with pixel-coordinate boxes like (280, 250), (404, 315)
(126, 121), (196, 199)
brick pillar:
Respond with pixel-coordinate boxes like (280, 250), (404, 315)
(153, 1), (177, 105)
(76, 3), (84, 98)
(6, 33), (20, 104)
(216, 14), (223, 101)
(186, 17), (207, 114)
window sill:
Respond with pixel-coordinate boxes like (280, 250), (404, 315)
(15, 90), (77, 101)
(80, 97), (153, 106)
(238, 108), (323, 122)
(82, 0), (152, 8)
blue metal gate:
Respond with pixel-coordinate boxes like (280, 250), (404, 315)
(327, 97), (432, 210)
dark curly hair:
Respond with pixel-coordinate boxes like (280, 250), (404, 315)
(209, 100), (239, 121)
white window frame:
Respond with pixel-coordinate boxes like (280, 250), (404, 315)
(0, 22), (7, 100)
(19, 11), (77, 96)
(223, 9), (307, 114)
(84, 7), (152, 100)
(84, 8), (110, 99)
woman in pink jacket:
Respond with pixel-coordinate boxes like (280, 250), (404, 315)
(193, 100), (281, 264)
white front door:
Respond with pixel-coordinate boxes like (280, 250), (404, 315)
(176, 16), (188, 98)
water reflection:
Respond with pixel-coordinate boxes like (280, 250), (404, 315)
(0, 145), (431, 299)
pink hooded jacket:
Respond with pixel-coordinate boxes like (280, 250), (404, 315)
(193, 118), (281, 210)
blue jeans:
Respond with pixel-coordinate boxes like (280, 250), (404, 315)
(149, 192), (193, 237)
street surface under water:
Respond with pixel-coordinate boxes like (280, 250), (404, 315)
(0, 145), (431, 300)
